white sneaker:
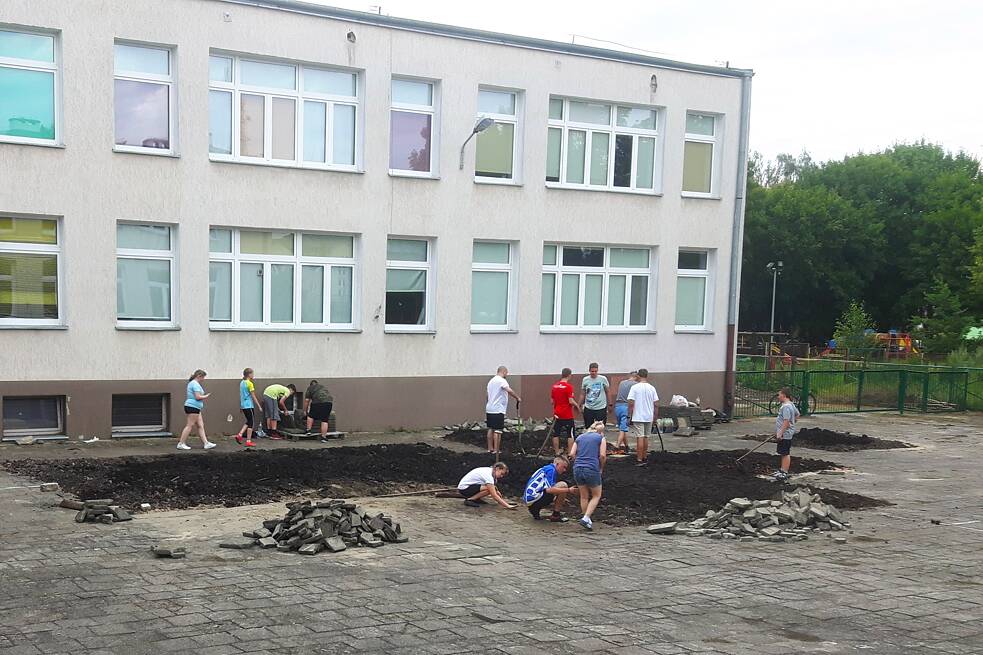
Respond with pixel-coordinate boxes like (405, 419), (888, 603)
(203, 441), (217, 450)
(176, 443), (191, 450)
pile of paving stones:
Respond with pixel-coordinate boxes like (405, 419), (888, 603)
(646, 486), (851, 544)
(60, 498), (133, 524)
(220, 499), (408, 555)
(440, 418), (547, 432)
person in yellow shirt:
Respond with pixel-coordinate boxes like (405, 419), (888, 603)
(262, 383), (295, 439)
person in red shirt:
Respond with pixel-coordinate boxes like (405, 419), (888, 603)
(550, 368), (579, 456)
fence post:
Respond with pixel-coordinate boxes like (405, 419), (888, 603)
(921, 372), (930, 413)
(898, 370), (907, 414)
(856, 369), (865, 412)
(799, 371), (811, 416)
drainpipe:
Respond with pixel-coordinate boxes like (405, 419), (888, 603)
(723, 72), (753, 416)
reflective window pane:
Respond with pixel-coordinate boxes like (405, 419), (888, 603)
(271, 97), (295, 160)
(209, 228), (232, 253)
(387, 238), (427, 262)
(117, 224), (170, 251)
(208, 261), (232, 321)
(630, 276), (648, 326)
(678, 251), (708, 270)
(330, 266), (353, 324)
(475, 122), (514, 178)
(616, 106), (656, 130)
(584, 274), (603, 326)
(636, 137), (655, 189)
(542, 245), (557, 266)
(392, 79), (432, 106)
(560, 274), (580, 326)
(240, 231), (294, 255)
(589, 132), (609, 185)
(240, 59), (296, 89)
(385, 269), (426, 325)
(208, 55), (232, 82)
(471, 271), (508, 325)
(303, 234), (353, 258)
(613, 134), (632, 187)
(389, 111), (431, 171)
(548, 98), (563, 120)
(303, 100), (326, 163)
(332, 104), (356, 166)
(301, 265), (324, 323)
(114, 44), (168, 75)
(208, 90), (232, 154)
(569, 101), (610, 125)
(0, 30), (54, 62)
(2, 397), (62, 434)
(676, 276), (706, 326)
(472, 241), (509, 264)
(0, 217), (56, 245)
(0, 68), (55, 140)
(270, 264), (294, 323)
(686, 113), (715, 136)
(540, 273), (555, 325)
(304, 68), (356, 96)
(239, 263), (263, 322)
(117, 258), (170, 320)
(0, 253), (58, 319)
(682, 141), (713, 193)
(240, 93), (265, 158)
(607, 275), (626, 326)
(546, 127), (562, 182)
(478, 89), (515, 115)
(565, 130), (586, 184)
(610, 248), (649, 268)
(562, 247), (604, 267)
(114, 80), (169, 148)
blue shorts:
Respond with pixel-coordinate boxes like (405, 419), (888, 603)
(777, 439), (793, 455)
(614, 403), (629, 432)
(573, 467), (602, 488)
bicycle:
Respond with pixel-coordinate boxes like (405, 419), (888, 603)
(768, 386), (817, 415)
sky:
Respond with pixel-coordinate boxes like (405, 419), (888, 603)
(300, 0), (982, 164)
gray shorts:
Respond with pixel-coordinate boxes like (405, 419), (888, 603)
(262, 395), (280, 421)
(631, 421), (653, 437)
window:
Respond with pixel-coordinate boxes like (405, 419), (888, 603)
(386, 238), (433, 330)
(0, 216), (60, 326)
(541, 244), (652, 331)
(471, 241), (515, 330)
(112, 394), (168, 435)
(117, 223), (176, 326)
(2, 396), (64, 438)
(208, 228), (357, 329)
(475, 88), (520, 181)
(390, 78), (437, 175)
(682, 113), (719, 195)
(114, 42), (174, 152)
(546, 97), (659, 192)
(0, 28), (58, 144)
(207, 54), (359, 169)
(676, 250), (712, 330)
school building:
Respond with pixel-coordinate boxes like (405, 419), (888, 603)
(0, 0), (753, 437)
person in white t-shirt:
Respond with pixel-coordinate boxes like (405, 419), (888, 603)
(457, 463), (517, 509)
(485, 366), (521, 454)
(626, 368), (659, 467)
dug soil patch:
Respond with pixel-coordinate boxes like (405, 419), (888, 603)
(738, 428), (913, 452)
(444, 428), (549, 454)
(3, 444), (886, 526)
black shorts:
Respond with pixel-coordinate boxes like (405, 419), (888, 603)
(184, 406), (201, 415)
(527, 494), (553, 516)
(552, 418), (575, 440)
(583, 407), (607, 428)
(309, 402), (333, 422)
(241, 408), (255, 426)
(777, 439), (793, 455)
(459, 484), (482, 498)
(486, 413), (505, 431)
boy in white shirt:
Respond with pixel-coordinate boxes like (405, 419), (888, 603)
(485, 366), (521, 454)
(626, 368), (659, 467)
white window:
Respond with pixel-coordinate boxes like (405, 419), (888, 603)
(0, 28), (59, 145)
(0, 216), (61, 327)
(682, 113), (719, 196)
(2, 396), (65, 439)
(546, 97), (659, 193)
(390, 78), (438, 176)
(112, 394), (167, 435)
(471, 241), (515, 331)
(114, 42), (175, 153)
(117, 223), (177, 327)
(207, 54), (359, 170)
(385, 238), (434, 331)
(208, 228), (358, 330)
(541, 244), (652, 331)
(475, 88), (520, 182)
(675, 250), (712, 330)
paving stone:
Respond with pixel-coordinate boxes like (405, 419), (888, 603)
(219, 540), (256, 550)
(59, 498), (85, 510)
(39, 482), (60, 492)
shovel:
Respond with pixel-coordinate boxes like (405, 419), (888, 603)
(735, 434), (775, 472)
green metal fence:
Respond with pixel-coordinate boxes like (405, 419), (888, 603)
(733, 368), (968, 418)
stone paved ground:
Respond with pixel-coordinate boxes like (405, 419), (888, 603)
(1, 412), (982, 654)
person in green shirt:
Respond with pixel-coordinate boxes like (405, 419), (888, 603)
(262, 383), (295, 439)
(304, 380), (334, 442)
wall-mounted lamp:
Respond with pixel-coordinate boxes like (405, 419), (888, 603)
(458, 117), (495, 170)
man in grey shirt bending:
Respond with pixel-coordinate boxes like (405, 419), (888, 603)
(613, 372), (637, 453)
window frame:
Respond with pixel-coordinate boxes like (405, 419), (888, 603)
(385, 237), (435, 332)
(674, 249), (714, 332)
(112, 40), (177, 156)
(207, 52), (361, 172)
(388, 76), (440, 178)
(546, 97), (662, 195)
(0, 214), (63, 328)
(208, 228), (360, 332)
(681, 112), (721, 198)
(115, 221), (178, 329)
(0, 26), (61, 147)
(1, 395), (65, 439)
(470, 240), (517, 332)
(540, 243), (655, 333)
(111, 393), (168, 435)
(474, 86), (522, 185)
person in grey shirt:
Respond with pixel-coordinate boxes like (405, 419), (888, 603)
(773, 387), (801, 481)
(613, 371), (638, 453)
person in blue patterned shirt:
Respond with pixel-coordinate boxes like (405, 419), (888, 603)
(523, 456), (576, 522)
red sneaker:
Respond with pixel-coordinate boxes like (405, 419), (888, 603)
(270, 432), (284, 440)
(244, 441), (255, 448)
(235, 434), (244, 445)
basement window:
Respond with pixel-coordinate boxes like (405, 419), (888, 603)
(2, 396), (65, 438)
(112, 394), (168, 434)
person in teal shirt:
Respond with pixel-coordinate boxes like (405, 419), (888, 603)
(579, 362), (610, 430)
(178, 369), (216, 451)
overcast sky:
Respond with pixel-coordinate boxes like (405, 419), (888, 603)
(305, 0), (982, 164)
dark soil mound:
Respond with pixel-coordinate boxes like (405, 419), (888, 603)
(444, 429), (549, 454)
(738, 428), (913, 452)
(2, 445), (886, 526)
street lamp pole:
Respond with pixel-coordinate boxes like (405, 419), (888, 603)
(766, 260), (783, 334)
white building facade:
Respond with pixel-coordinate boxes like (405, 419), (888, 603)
(0, 0), (752, 437)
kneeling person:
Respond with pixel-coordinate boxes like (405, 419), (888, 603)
(457, 462), (516, 509)
(523, 456), (576, 522)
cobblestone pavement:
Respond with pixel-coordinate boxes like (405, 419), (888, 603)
(1, 412), (982, 654)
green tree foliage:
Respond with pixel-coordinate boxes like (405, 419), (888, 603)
(742, 142), (983, 351)
(910, 278), (974, 355)
(833, 301), (876, 350)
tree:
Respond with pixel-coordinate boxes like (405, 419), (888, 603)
(832, 301), (875, 350)
(910, 278), (975, 355)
